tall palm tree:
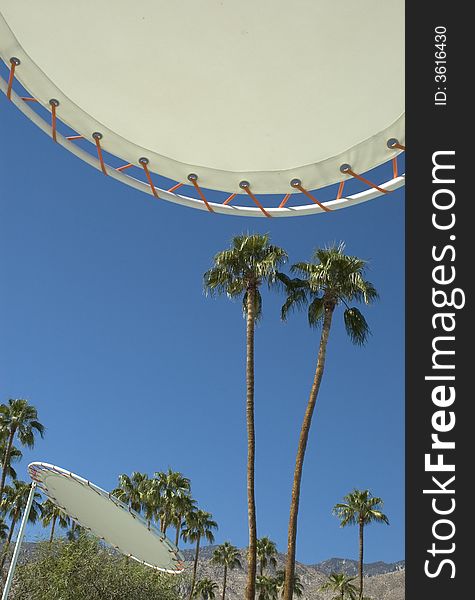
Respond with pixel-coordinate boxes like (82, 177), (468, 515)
(0, 399), (45, 501)
(155, 469), (191, 534)
(257, 536), (278, 576)
(212, 542), (242, 600)
(278, 243), (378, 600)
(275, 570), (304, 598)
(0, 481), (42, 569)
(171, 493), (197, 548)
(112, 472), (149, 513)
(182, 509), (218, 600)
(41, 499), (71, 543)
(194, 578), (219, 600)
(333, 490), (389, 599)
(204, 234), (287, 600)
(320, 573), (359, 600)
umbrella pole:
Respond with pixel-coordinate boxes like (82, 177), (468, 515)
(1, 482), (37, 600)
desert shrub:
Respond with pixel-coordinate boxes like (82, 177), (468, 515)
(11, 535), (186, 600)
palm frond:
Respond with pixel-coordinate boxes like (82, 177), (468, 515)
(343, 308), (371, 346)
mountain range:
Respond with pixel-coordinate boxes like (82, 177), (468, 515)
(181, 546), (405, 600)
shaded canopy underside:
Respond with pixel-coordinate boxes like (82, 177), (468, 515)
(0, 0), (404, 194)
(28, 462), (184, 574)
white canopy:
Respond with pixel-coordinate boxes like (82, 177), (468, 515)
(28, 462), (185, 574)
(0, 0), (404, 213)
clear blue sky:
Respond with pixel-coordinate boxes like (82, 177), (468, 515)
(0, 82), (404, 565)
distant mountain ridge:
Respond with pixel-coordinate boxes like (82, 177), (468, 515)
(182, 545), (404, 577)
(311, 557), (405, 577)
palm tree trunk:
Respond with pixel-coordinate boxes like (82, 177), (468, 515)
(189, 534), (201, 600)
(245, 286), (258, 600)
(0, 429), (15, 502)
(358, 521), (364, 599)
(260, 560), (263, 577)
(222, 564), (227, 600)
(0, 517), (17, 571)
(283, 306), (334, 600)
(175, 516), (181, 547)
(49, 514), (57, 543)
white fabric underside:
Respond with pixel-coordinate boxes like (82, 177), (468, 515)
(0, 0), (404, 193)
(29, 463), (183, 573)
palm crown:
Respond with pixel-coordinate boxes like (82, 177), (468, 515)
(1, 480), (42, 524)
(279, 242), (378, 344)
(257, 537), (278, 575)
(212, 542), (242, 570)
(182, 509), (217, 544)
(333, 489), (389, 527)
(194, 578), (219, 600)
(320, 572), (359, 600)
(112, 472), (149, 513)
(204, 233), (287, 319)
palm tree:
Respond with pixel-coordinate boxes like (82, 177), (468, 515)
(333, 490), (389, 599)
(66, 521), (83, 541)
(140, 478), (163, 529)
(0, 436), (22, 481)
(112, 472), (149, 513)
(212, 542), (242, 600)
(320, 573), (359, 600)
(0, 481), (42, 569)
(171, 493), (197, 548)
(41, 499), (71, 543)
(275, 570), (304, 598)
(182, 509), (218, 600)
(0, 399), (45, 501)
(194, 578), (219, 600)
(256, 575), (279, 600)
(278, 243), (378, 600)
(155, 469), (191, 534)
(257, 536), (278, 576)
(204, 234), (287, 600)
(0, 517), (8, 542)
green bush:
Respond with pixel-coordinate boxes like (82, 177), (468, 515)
(11, 535), (187, 600)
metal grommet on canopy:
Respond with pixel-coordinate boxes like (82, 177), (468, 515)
(0, 0), (404, 216)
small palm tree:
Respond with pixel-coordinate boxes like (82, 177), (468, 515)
(204, 234), (287, 600)
(275, 570), (304, 598)
(320, 573), (359, 600)
(66, 521), (83, 541)
(171, 493), (197, 548)
(278, 244), (378, 600)
(112, 472), (149, 513)
(0, 399), (45, 501)
(256, 575), (279, 600)
(0, 481), (42, 569)
(155, 469), (191, 533)
(257, 537), (278, 576)
(212, 542), (242, 600)
(182, 509), (218, 600)
(0, 436), (22, 481)
(140, 478), (163, 529)
(194, 578), (219, 600)
(41, 499), (71, 543)
(333, 490), (389, 599)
